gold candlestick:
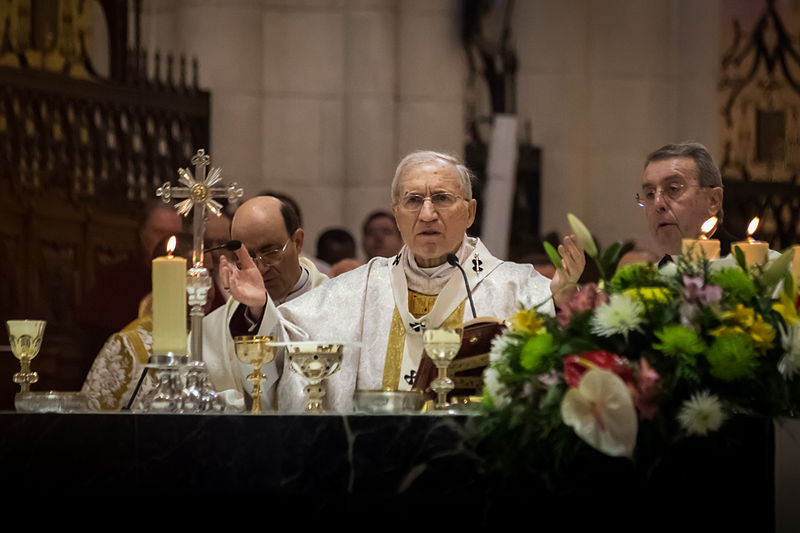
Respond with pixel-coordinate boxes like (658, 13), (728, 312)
(6, 320), (46, 393)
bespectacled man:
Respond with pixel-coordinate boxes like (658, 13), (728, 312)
(204, 151), (584, 413)
(638, 141), (736, 265)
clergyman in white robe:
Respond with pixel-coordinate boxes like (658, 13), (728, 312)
(205, 236), (552, 413)
(202, 256), (327, 411)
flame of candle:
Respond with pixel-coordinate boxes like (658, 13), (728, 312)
(747, 217), (760, 242)
(166, 235), (177, 256)
(700, 216), (718, 239)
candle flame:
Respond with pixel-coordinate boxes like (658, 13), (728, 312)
(747, 217), (760, 237)
(700, 216), (718, 239)
(166, 235), (177, 256)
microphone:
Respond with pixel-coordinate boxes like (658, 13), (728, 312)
(447, 253), (477, 319)
(205, 240), (242, 253)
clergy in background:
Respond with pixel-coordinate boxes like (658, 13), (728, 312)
(639, 141), (737, 266)
(202, 195), (328, 409)
(207, 150), (584, 412)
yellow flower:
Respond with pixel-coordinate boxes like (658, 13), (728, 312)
(623, 287), (671, 304)
(710, 304), (774, 355)
(710, 324), (745, 338)
(725, 304), (755, 329)
(749, 314), (775, 355)
(508, 309), (546, 335)
(773, 292), (800, 325)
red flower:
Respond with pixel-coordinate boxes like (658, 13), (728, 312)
(564, 350), (633, 388)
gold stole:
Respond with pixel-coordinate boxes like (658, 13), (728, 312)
(381, 289), (465, 391)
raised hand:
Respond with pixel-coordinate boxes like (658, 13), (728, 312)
(549, 234), (585, 307)
(219, 244), (267, 316)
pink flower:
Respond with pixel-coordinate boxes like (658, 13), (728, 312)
(557, 283), (609, 326)
(633, 358), (661, 420)
(682, 276), (722, 306)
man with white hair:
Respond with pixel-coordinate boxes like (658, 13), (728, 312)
(208, 151), (583, 412)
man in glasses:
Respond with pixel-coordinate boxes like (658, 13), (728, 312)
(639, 142), (736, 265)
(201, 195), (329, 409)
(205, 151), (583, 412)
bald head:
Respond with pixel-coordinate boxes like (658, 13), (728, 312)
(231, 196), (305, 302)
(232, 196), (284, 238)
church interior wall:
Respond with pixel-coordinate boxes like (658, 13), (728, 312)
(136, 0), (723, 261)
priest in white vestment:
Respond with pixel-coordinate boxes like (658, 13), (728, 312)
(202, 195), (327, 410)
(205, 151), (584, 412)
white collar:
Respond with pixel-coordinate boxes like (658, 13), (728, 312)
(277, 266), (309, 305)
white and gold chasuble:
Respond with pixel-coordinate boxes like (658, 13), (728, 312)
(202, 236), (553, 413)
(81, 312), (156, 410)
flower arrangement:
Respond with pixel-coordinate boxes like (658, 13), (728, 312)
(476, 215), (800, 487)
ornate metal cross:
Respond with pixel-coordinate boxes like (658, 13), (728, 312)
(156, 148), (243, 267)
(155, 148), (243, 386)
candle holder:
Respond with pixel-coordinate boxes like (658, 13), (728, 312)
(6, 320), (46, 393)
(138, 367), (183, 412)
(422, 326), (464, 413)
(179, 264), (225, 412)
(233, 335), (278, 414)
(285, 342), (344, 414)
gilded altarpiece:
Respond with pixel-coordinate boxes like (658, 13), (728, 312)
(719, 0), (800, 248)
(0, 1), (209, 409)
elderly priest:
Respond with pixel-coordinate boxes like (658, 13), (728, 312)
(204, 151), (584, 412)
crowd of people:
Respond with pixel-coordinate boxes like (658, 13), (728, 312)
(77, 140), (734, 413)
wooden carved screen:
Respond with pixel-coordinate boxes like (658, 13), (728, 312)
(719, 0), (800, 248)
(0, 1), (210, 410)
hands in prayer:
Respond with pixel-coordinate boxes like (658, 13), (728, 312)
(219, 244), (267, 318)
(549, 234), (585, 307)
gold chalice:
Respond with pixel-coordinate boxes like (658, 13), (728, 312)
(6, 320), (46, 393)
(233, 335), (277, 414)
(422, 326), (463, 412)
(286, 342), (344, 414)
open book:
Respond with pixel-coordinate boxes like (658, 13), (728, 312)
(413, 316), (506, 400)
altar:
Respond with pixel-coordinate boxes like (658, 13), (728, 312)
(1, 411), (797, 530)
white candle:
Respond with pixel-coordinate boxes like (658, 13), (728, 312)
(681, 216), (720, 261)
(732, 217), (768, 268)
(152, 236), (187, 355)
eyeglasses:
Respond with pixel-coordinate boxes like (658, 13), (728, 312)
(237, 238), (291, 268)
(636, 181), (705, 208)
(398, 192), (463, 212)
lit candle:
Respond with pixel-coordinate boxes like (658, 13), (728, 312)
(681, 216), (720, 261)
(152, 236), (187, 355)
(732, 217), (769, 268)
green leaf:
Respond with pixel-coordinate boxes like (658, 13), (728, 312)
(784, 271), (796, 299)
(567, 213), (598, 258)
(761, 247), (794, 293)
(543, 241), (563, 270)
(733, 245), (747, 271)
(600, 241), (623, 273)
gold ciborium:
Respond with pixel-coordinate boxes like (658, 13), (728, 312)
(422, 326), (463, 412)
(286, 342), (343, 414)
(6, 320), (46, 393)
(233, 335), (277, 414)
